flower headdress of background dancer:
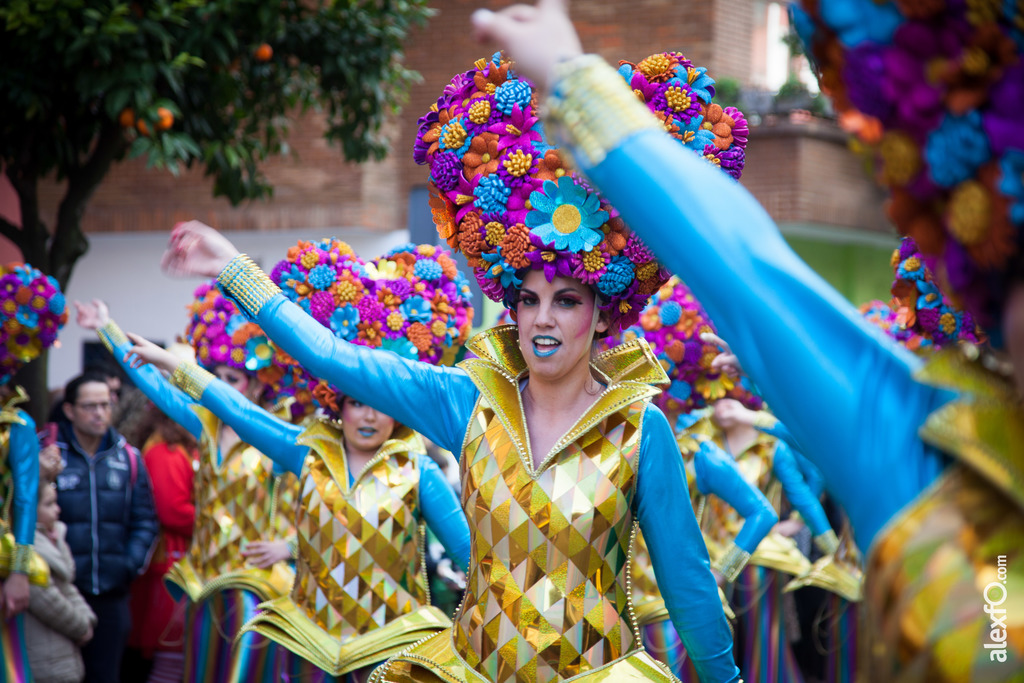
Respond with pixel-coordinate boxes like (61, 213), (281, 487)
(417, 51), (749, 329)
(184, 281), (310, 420)
(266, 238), (474, 420)
(0, 262), (68, 387)
(790, 0), (1024, 346)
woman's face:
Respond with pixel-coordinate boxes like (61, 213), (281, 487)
(340, 396), (396, 457)
(215, 365), (262, 403)
(37, 484), (60, 531)
(515, 270), (608, 382)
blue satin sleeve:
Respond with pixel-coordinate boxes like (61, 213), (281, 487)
(694, 441), (778, 555)
(416, 454), (471, 573)
(579, 127), (956, 550)
(105, 329), (203, 440)
(254, 295), (479, 457)
(199, 377), (307, 476)
(795, 450), (825, 499)
(771, 441), (832, 537)
(755, 418), (800, 452)
(7, 410), (38, 546)
(635, 405), (740, 683)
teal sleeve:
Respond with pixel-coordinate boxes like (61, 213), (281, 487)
(200, 377), (307, 477)
(772, 441), (832, 537)
(635, 406), (740, 683)
(254, 295), (479, 457)
(694, 441), (778, 555)
(579, 128), (956, 549)
(795, 450), (825, 499)
(416, 454), (471, 574)
(8, 411), (38, 546)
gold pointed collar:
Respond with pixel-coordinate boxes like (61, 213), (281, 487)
(914, 346), (1024, 512)
(0, 386), (29, 425)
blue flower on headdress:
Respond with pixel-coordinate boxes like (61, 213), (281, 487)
(680, 115), (716, 153)
(308, 264), (337, 290)
(439, 116), (472, 156)
(677, 66), (715, 104)
(454, 272), (473, 302)
(475, 175), (511, 214)
(444, 317), (461, 345)
(381, 336), (419, 360)
(916, 280), (943, 310)
(657, 353), (677, 377)
(414, 258), (443, 281)
(225, 314), (246, 335)
(924, 111), (991, 188)
(999, 149), (1024, 225)
(49, 292), (66, 315)
(494, 79), (533, 116)
(481, 248), (522, 289)
(15, 306), (37, 328)
(596, 256), (635, 297)
(329, 307), (360, 340)
(668, 379), (693, 401)
(819, 0), (902, 48)
(279, 265), (307, 301)
(896, 256), (927, 281)
(659, 301), (683, 326)
(400, 296), (432, 324)
(526, 177), (608, 253)
(244, 336), (274, 372)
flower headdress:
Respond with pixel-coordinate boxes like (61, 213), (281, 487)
(0, 263), (68, 385)
(791, 1), (1024, 340)
(268, 239), (473, 418)
(611, 277), (763, 417)
(888, 237), (984, 348)
(858, 299), (929, 351)
(184, 281), (304, 413)
(416, 53), (671, 330)
(618, 52), (749, 180)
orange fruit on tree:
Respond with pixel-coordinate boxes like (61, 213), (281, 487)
(136, 119), (150, 136)
(255, 43), (273, 62)
(156, 107), (174, 131)
(118, 108), (135, 128)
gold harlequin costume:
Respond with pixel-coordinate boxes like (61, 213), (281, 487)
(164, 406), (297, 603)
(372, 328), (687, 683)
(1, 388), (48, 585)
(238, 418), (451, 676)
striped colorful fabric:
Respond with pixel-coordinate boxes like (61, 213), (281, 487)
(183, 588), (280, 683)
(0, 615), (30, 683)
(641, 619), (700, 682)
(733, 565), (804, 683)
(824, 596), (857, 683)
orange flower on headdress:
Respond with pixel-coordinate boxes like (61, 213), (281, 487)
(701, 104), (737, 151)
(473, 59), (511, 94)
(464, 133), (501, 179)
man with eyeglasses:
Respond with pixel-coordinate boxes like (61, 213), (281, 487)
(55, 372), (158, 683)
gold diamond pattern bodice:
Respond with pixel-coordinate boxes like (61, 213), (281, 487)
(452, 328), (667, 683)
(187, 407), (297, 584)
(289, 419), (429, 639)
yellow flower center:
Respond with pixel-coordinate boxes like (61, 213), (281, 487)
(387, 311), (405, 331)
(947, 180), (991, 246)
(541, 251), (557, 262)
(665, 86), (692, 112)
(962, 46), (990, 75)
(333, 281), (357, 303)
(904, 256), (922, 272)
(481, 153), (491, 163)
(940, 312), (957, 334)
(484, 83), (497, 95)
(638, 54), (672, 79)
(582, 248), (605, 272)
(441, 121), (467, 151)
(505, 124), (522, 137)
(880, 132), (921, 186)
(682, 130), (695, 143)
(503, 150), (533, 177)
(469, 99), (491, 124)
(636, 262), (659, 280)
(431, 320), (447, 337)
(484, 221), (506, 246)
(552, 204), (582, 234)
(300, 251), (320, 269)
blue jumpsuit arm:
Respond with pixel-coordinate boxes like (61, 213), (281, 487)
(772, 440), (832, 537)
(7, 411), (38, 547)
(98, 322), (203, 440)
(416, 454), (471, 573)
(251, 295), (479, 457)
(753, 415), (801, 452)
(694, 441), (777, 555)
(198, 376), (308, 477)
(636, 406), (739, 683)
(795, 450), (825, 499)
(574, 112), (955, 550)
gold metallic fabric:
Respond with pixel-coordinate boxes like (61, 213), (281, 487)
(241, 419), (451, 675)
(97, 320), (129, 353)
(218, 254), (282, 320)
(170, 361), (215, 401)
(0, 388), (48, 585)
(374, 327), (677, 683)
(165, 407), (296, 603)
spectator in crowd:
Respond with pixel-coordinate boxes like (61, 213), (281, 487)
(24, 479), (97, 683)
(55, 372), (158, 683)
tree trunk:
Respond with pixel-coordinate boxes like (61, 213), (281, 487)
(11, 352), (51, 426)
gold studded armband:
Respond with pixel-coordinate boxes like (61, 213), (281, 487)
(545, 55), (661, 169)
(170, 361), (215, 401)
(814, 529), (840, 556)
(712, 542), (752, 584)
(97, 320), (130, 354)
(11, 542), (32, 575)
(216, 254), (281, 320)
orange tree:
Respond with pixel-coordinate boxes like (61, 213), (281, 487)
(0, 0), (430, 412)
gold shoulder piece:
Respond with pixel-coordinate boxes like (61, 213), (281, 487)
(592, 338), (669, 386)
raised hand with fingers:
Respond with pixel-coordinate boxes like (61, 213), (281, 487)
(700, 332), (742, 378)
(124, 332), (181, 374)
(161, 220), (240, 279)
(470, 0), (580, 91)
(74, 299), (110, 331)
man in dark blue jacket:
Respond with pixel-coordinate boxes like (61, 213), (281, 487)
(55, 372), (158, 683)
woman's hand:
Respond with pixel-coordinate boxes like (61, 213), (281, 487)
(39, 444), (63, 480)
(701, 332), (743, 378)
(470, 0), (581, 93)
(74, 299), (110, 331)
(161, 220), (240, 279)
(241, 540), (292, 569)
(2, 573), (30, 616)
(124, 333), (181, 374)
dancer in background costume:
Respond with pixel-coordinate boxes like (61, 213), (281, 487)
(473, 0), (1024, 678)
(160, 52), (742, 683)
(78, 287), (301, 683)
(0, 263), (68, 683)
(128, 239), (474, 683)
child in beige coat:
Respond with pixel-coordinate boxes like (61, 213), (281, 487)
(24, 482), (97, 683)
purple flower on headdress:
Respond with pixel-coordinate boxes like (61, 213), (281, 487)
(356, 296), (385, 324)
(496, 143), (540, 187)
(885, 21), (965, 135)
(623, 233), (655, 265)
(474, 266), (507, 300)
(414, 106), (441, 165)
(570, 245), (610, 285)
(724, 107), (749, 151)
(842, 43), (893, 122)
(924, 110), (991, 188)
(488, 105), (542, 150)
(384, 277), (413, 300)
(309, 291), (334, 326)
(999, 149), (1024, 225)
(651, 82), (703, 126)
(708, 146), (746, 180)
(431, 152), (464, 192)
(525, 234), (573, 282)
(443, 70), (476, 101)
(984, 64), (1024, 157)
